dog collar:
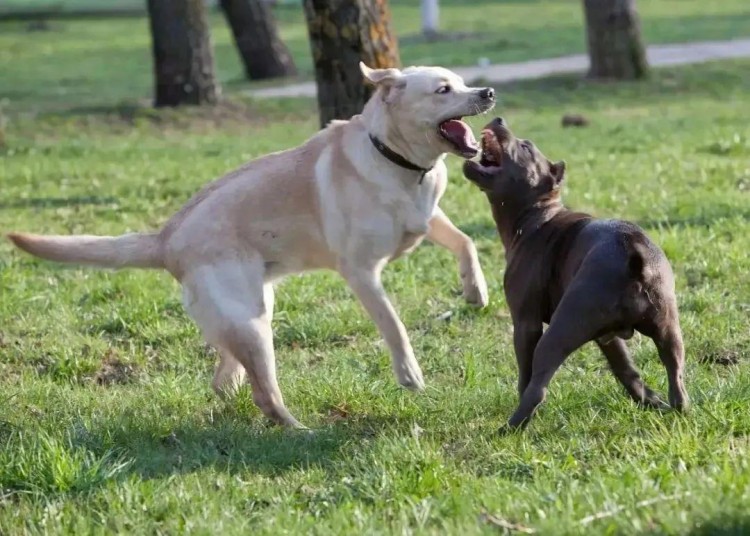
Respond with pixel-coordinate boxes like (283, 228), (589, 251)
(369, 134), (432, 184)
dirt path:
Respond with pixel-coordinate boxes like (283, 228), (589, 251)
(246, 38), (750, 99)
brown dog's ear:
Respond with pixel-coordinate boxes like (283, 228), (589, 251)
(360, 62), (405, 103)
(550, 160), (566, 188)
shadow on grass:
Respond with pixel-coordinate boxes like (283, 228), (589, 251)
(688, 517), (750, 536)
(486, 58), (750, 111)
(0, 8), (146, 22)
(55, 103), (143, 121)
(0, 391), (408, 499)
(37, 98), (316, 129)
(637, 207), (750, 230)
(0, 195), (118, 210)
(457, 206), (750, 240)
(80, 410), (397, 482)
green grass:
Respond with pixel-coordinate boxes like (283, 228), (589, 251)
(1, 54), (749, 533)
(2, 0), (750, 113)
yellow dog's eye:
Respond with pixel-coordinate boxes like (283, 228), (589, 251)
(435, 85), (451, 94)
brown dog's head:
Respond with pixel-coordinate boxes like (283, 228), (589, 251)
(462, 117), (566, 205)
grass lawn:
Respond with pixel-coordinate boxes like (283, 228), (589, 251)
(1, 51), (749, 532)
(2, 0), (750, 113)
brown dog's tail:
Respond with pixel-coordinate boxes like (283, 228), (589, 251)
(6, 232), (164, 269)
(628, 247), (644, 279)
(624, 235), (653, 281)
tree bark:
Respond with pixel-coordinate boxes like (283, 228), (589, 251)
(303, 0), (401, 129)
(147, 0), (220, 107)
(220, 0), (297, 80)
(583, 0), (648, 80)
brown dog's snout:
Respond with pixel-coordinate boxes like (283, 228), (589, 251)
(486, 117), (513, 143)
(488, 117), (508, 131)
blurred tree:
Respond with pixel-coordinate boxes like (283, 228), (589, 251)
(147, 0), (220, 106)
(583, 0), (648, 79)
(220, 0), (297, 80)
(303, 0), (401, 128)
(421, 0), (439, 39)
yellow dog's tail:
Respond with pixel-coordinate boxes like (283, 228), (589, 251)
(7, 231), (164, 269)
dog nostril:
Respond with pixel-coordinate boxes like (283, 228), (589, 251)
(495, 117), (506, 126)
(480, 88), (495, 100)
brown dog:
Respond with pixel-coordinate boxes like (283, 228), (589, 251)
(463, 117), (688, 431)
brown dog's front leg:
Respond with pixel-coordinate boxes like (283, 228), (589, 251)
(506, 286), (606, 430)
(507, 329), (570, 430)
(512, 320), (542, 399)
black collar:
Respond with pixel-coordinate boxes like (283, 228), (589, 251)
(368, 134), (432, 184)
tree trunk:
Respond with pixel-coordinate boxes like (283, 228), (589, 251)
(583, 0), (648, 79)
(303, 0), (401, 129)
(421, 0), (439, 39)
(147, 0), (220, 107)
(220, 0), (297, 80)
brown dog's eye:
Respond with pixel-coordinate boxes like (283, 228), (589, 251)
(435, 85), (451, 94)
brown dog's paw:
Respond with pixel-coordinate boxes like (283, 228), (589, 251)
(497, 422), (525, 436)
(670, 394), (690, 413)
(640, 394), (671, 411)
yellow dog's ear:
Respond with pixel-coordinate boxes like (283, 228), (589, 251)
(359, 62), (405, 103)
(359, 62), (402, 86)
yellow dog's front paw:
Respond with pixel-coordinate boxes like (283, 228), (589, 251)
(462, 270), (489, 308)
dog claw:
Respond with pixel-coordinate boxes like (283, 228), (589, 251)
(637, 389), (671, 410)
(399, 373), (426, 391)
(400, 380), (425, 391)
(642, 396), (670, 411)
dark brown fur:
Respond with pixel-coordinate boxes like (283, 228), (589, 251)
(463, 117), (688, 431)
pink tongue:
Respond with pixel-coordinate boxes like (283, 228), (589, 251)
(440, 120), (478, 155)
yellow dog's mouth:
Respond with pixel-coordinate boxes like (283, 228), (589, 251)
(438, 117), (479, 158)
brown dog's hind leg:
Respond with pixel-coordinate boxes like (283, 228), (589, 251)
(636, 302), (689, 412)
(652, 323), (689, 411)
(596, 337), (668, 409)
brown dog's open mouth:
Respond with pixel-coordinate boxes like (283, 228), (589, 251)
(478, 128), (503, 170)
(438, 118), (479, 158)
